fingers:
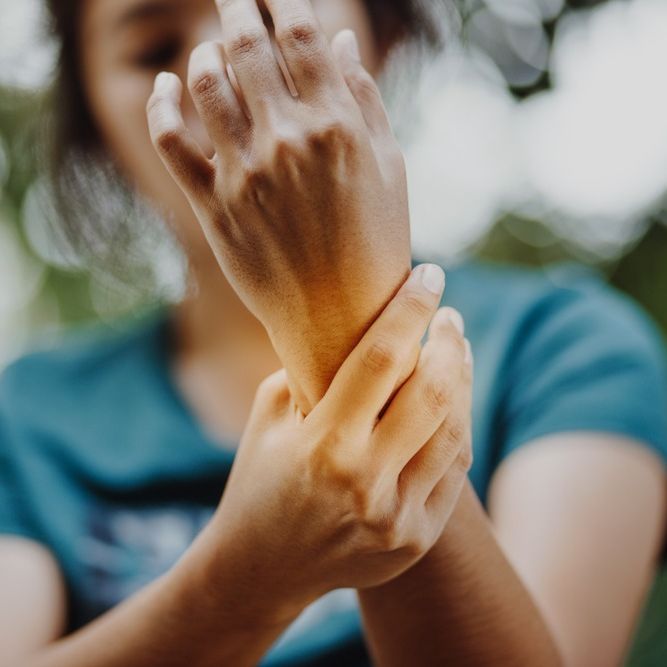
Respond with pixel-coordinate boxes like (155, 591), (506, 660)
(312, 264), (446, 431)
(401, 367), (473, 506)
(424, 443), (473, 522)
(188, 41), (250, 161)
(264, 0), (343, 101)
(410, 313), (473, 506)
(376, 308), (469, 477)
(331, 30), (392, 140)
(214, 0), (293, 120)
(147, 72), (215, 201)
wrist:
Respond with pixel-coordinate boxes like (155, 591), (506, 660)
(152, 534), (304, 667)
(173, 519), (308, 633)
(266, 261), (413, 411)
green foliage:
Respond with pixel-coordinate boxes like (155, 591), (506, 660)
(627, 567), (667, 666)
(0, 87), (99, 332)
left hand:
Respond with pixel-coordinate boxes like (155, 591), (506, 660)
(146, 0), (412, 408)
(187, 266), (473, 621)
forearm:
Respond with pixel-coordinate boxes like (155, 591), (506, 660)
(267, 257), (412, 413)
(358, 481), (562, 666)
(23, 529), (298, 667)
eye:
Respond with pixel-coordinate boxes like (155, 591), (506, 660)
(133, 39), (181, 69)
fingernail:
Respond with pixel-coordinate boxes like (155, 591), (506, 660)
(420, 264), (445, 295)
(464, 339), (473, 366)
(155, 71), (172, 92)
(346, 30), (361, 62)
(447, 309), (465, 336)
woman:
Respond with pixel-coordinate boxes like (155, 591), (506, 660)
(1, 0), (666, 665)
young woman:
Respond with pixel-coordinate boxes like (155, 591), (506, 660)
(1, 1), (666, 665)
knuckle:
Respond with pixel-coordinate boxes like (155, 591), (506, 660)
(245, 164), (269, 188)
(306, 120), (356, 152)
(365, 508), (401, 550)
(444, 418), (466, 447)
(189, 69), (220, 100)
(360, 338), (398, 375)
(257, 370), (288, 402)
(227, 27), (269, 60)
(338, 473), (375, 518)
(277, 18), (321, 50)
(400, 290), (433, 319)
(153, 127), (183, 157)
(238, 162), (272, 199)
(311, 434), (357, 486)
(256, 376), (274, 401)
(271, 133), (303, 164)
(309, 438), (384, 522)
(423, 377), (451, 416)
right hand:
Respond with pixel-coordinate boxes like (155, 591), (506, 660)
(188, 264), (473, 624)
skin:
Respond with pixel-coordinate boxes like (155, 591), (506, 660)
(145, 0), (414, 412)
(0, 0), (665, 665)
(3, 271), (476, 667)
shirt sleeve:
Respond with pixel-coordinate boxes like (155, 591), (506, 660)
(0, 374), (40, 540)
(499, 275), (667, 465)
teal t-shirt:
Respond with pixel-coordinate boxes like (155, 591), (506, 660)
(1, 262), (666, 666)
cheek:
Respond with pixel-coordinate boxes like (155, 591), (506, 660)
(90, 72), (168, 194)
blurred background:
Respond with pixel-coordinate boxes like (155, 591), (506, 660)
(0, 0), (665, 663)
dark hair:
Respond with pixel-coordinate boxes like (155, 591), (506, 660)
(42, 0), (453, 272)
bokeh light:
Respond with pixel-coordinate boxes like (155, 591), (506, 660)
(396, 0), (667, 260)
(0, 0), (55, 89)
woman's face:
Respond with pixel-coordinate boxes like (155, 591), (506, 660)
(80, 0), (384, 253)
